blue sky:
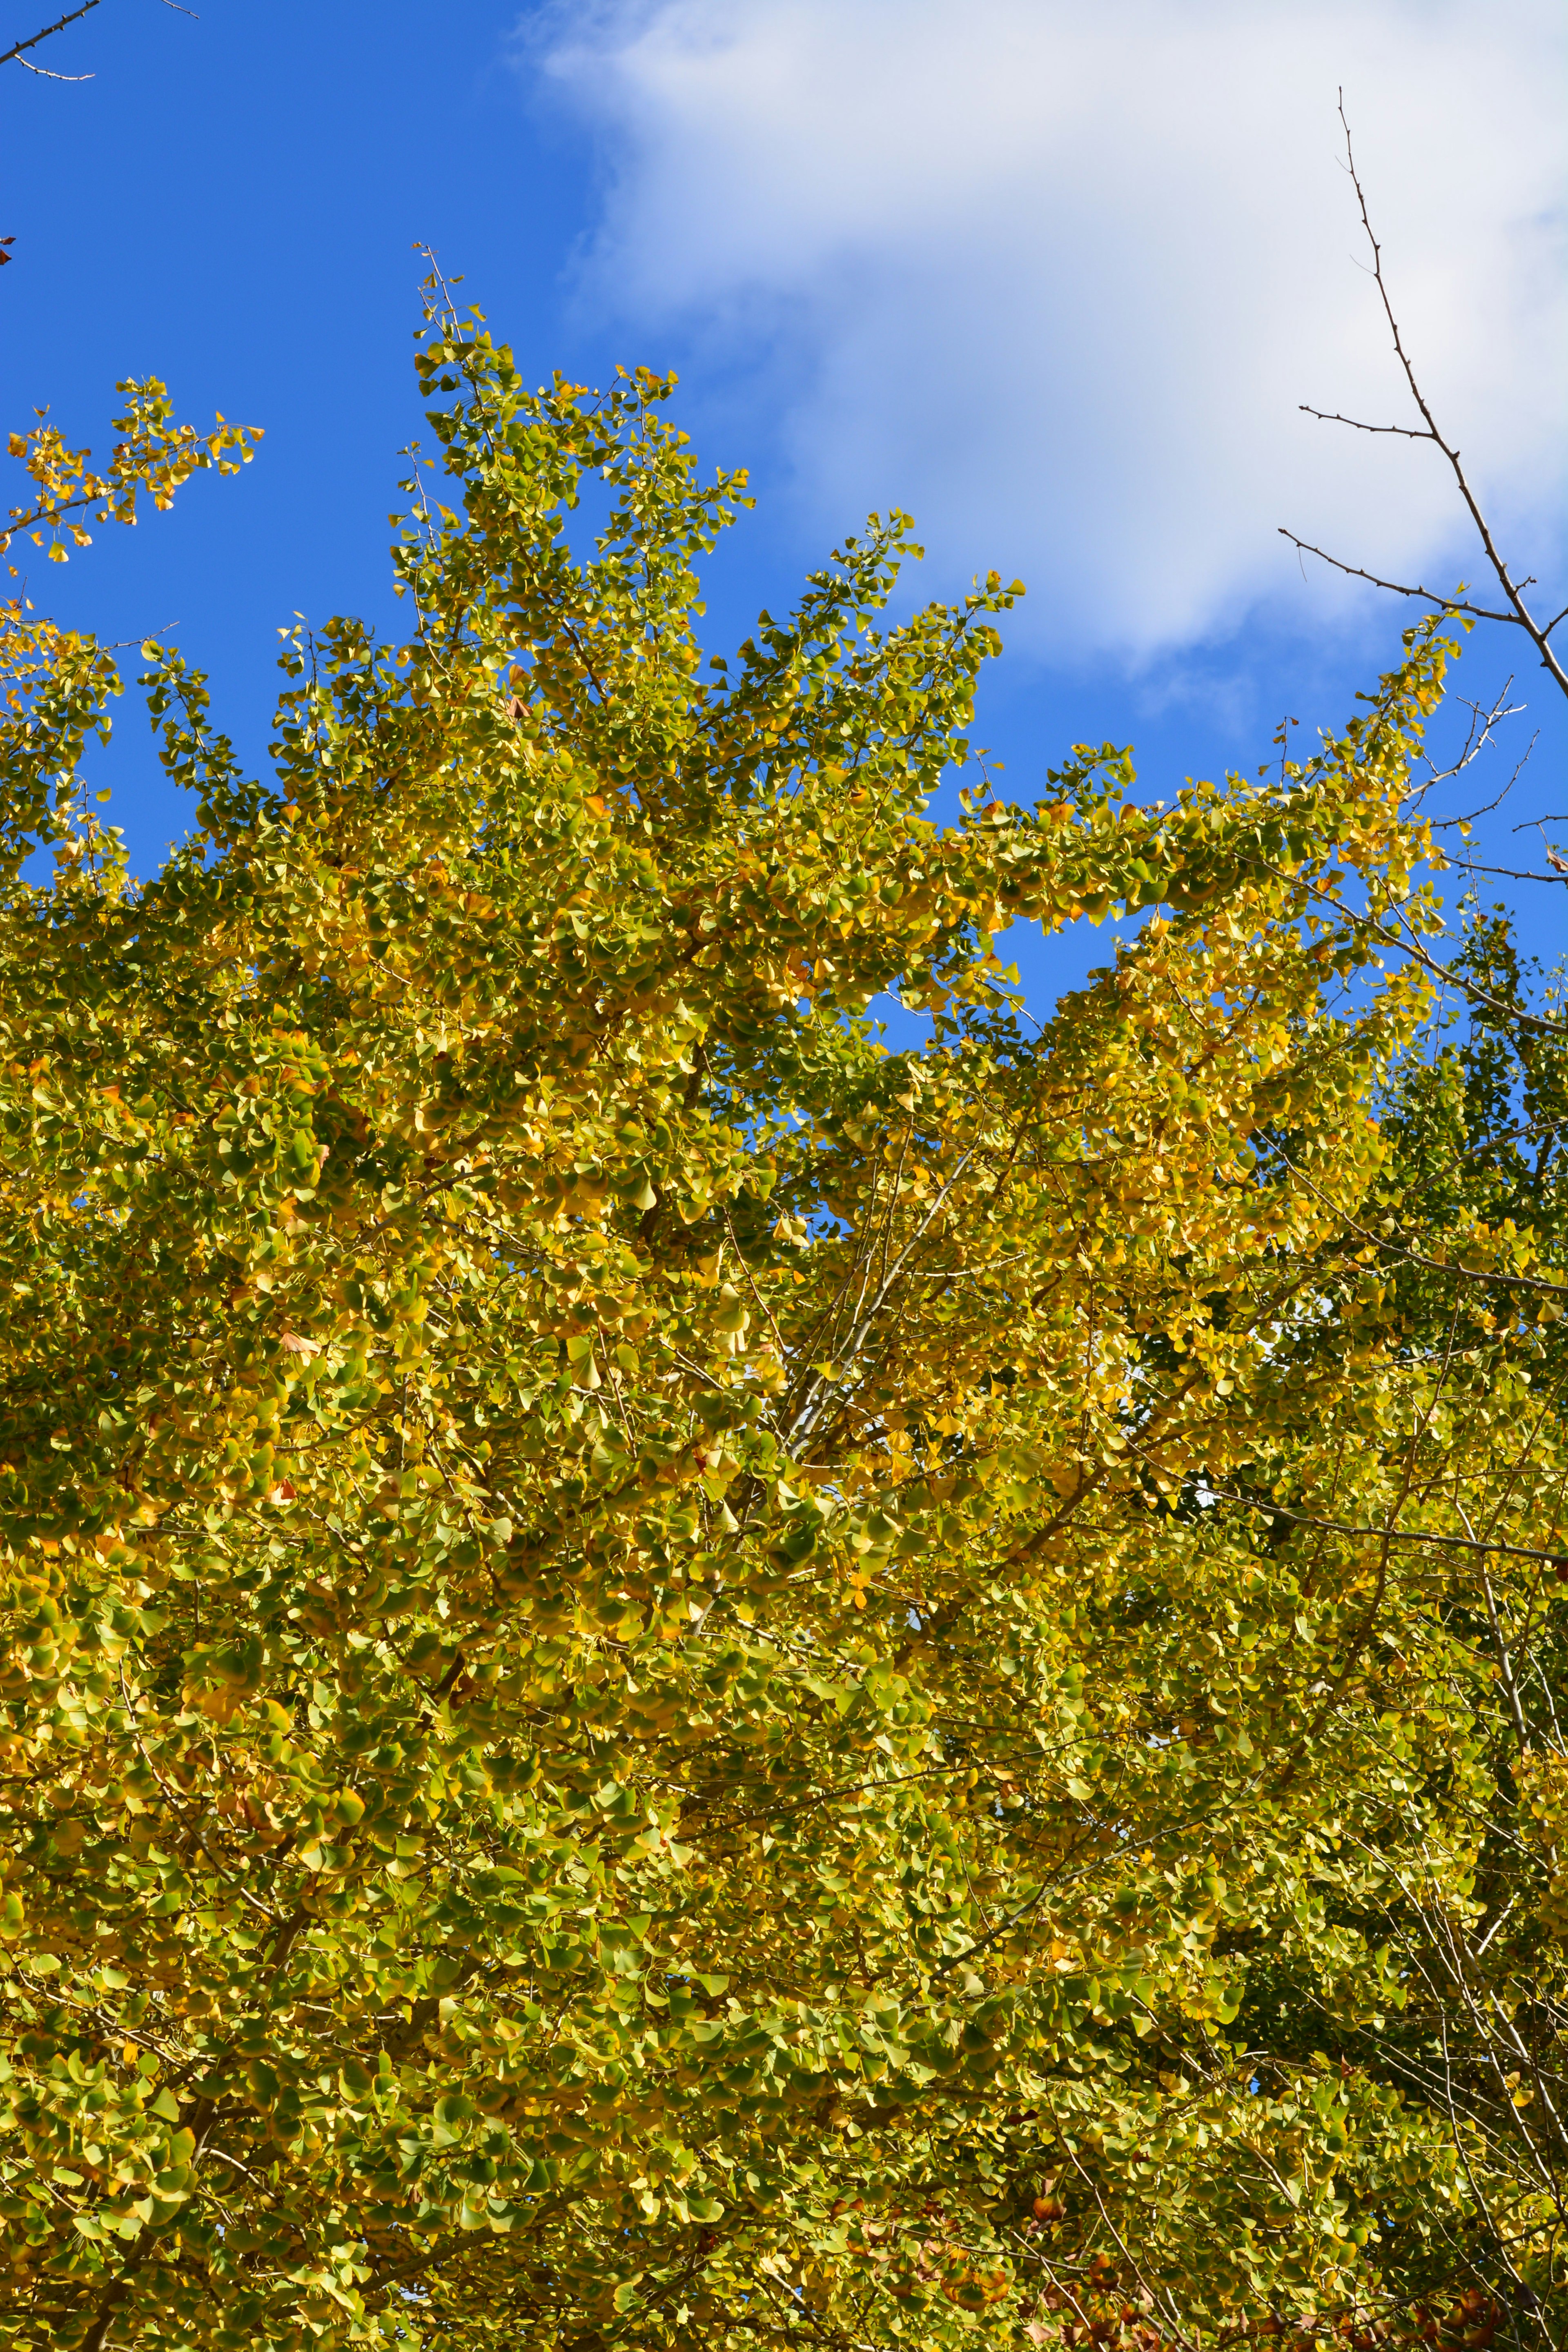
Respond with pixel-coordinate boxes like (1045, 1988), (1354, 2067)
(3, 0), (1564, 1009)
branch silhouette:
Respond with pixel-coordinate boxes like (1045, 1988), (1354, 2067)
(1282, 93), (1567, 707)
(2, 0), (106, 77)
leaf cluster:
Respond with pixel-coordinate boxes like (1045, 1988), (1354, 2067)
(0, 281), (1563, 2352)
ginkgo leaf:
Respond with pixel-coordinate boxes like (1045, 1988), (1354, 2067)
(0, 278), (1563, 2352)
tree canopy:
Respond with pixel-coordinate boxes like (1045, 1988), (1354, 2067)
(1, 281), (1566, 2352)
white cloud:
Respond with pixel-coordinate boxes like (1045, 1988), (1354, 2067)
(520, 0), (1566, 661)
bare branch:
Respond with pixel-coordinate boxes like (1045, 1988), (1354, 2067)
(1431, 726), (1539, 826)
(1, 0), (105, 69)
(1299, 402), (1435, 444)
(1413, 682), (1526, 797)
(1277, 532), (1520, 628)
(1, 0), (192, 85)
(11, 50), (92, 75)
(1283, 94), (1568, 703)
(1446, 856), (1566, 886)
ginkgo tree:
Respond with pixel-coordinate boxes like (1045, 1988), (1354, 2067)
(1274, 907), (1568, 2323)
(1, 278), (1566, 2352)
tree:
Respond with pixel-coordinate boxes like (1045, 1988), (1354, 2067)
(1272, 109), (1568, 2290)
(1, 275), (1565, 2352)
(1257, 906), (1568, 2321)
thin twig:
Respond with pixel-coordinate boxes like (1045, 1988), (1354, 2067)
(11, 51), (92, 75)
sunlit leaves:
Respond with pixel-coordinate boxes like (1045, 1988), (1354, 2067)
(0, 296), (1562, 2351)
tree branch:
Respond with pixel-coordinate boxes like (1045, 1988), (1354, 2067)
(2, 0), (105, 69)
(1276, 532), (1519, 630)
(1283, 94), (1568, 703)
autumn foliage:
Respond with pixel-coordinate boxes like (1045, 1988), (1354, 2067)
(0, 283), (1565, 2351)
